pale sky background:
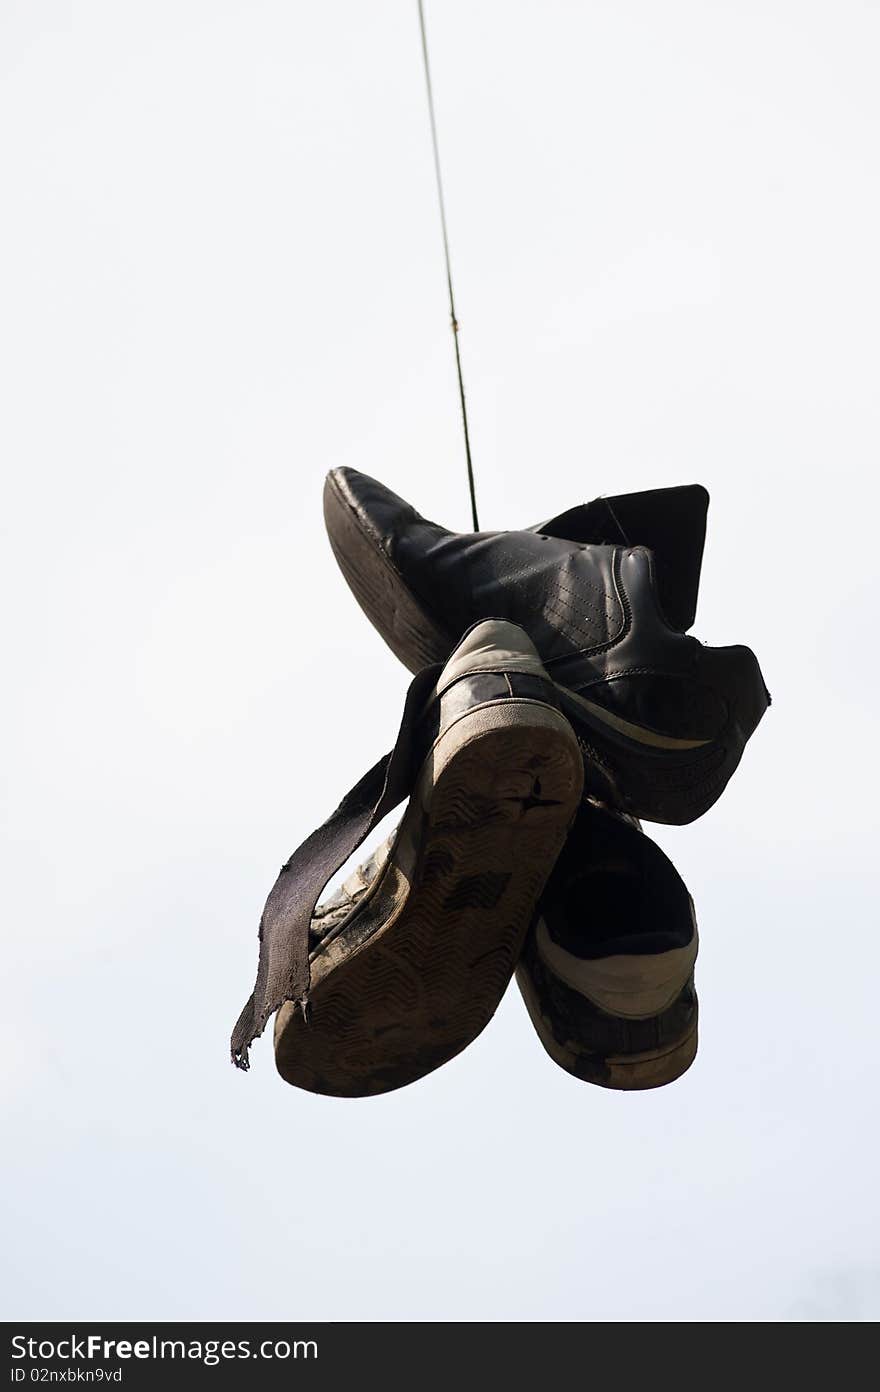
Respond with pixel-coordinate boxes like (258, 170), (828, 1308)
(2, 0), (878, 1322)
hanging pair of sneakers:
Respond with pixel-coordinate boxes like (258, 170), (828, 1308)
(231, 469), (769, 1096)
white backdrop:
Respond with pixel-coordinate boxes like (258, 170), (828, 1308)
(2, 0), (878, 1321)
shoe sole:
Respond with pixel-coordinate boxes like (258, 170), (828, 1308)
(274, 701), (583, 1097)
(324, 469), (453, 673)
(516, 965), (698, 1091)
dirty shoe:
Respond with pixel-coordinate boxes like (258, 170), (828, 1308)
(232, 619), (583, 1096)
(517, 801), (698, 1090)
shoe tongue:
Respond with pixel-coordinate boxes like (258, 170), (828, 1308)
(534, 484), (709, 632)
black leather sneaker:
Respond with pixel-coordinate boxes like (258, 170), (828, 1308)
(517, 801), (698, 1090)
(232, 619), (583, 1096)
(324, 467), (770, 825)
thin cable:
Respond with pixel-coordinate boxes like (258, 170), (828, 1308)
(417, 0), (479, 530)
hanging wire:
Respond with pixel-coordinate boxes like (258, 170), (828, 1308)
(417, 0), (479, 530)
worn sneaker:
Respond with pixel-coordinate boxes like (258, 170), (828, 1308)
(324, 467), (769, 825)
(231, 619), (583, 1096)
(517, 801), (698, 1089)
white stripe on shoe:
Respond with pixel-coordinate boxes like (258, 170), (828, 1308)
(534, 905), (699, 1019)
(559, 686), (712, 750)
